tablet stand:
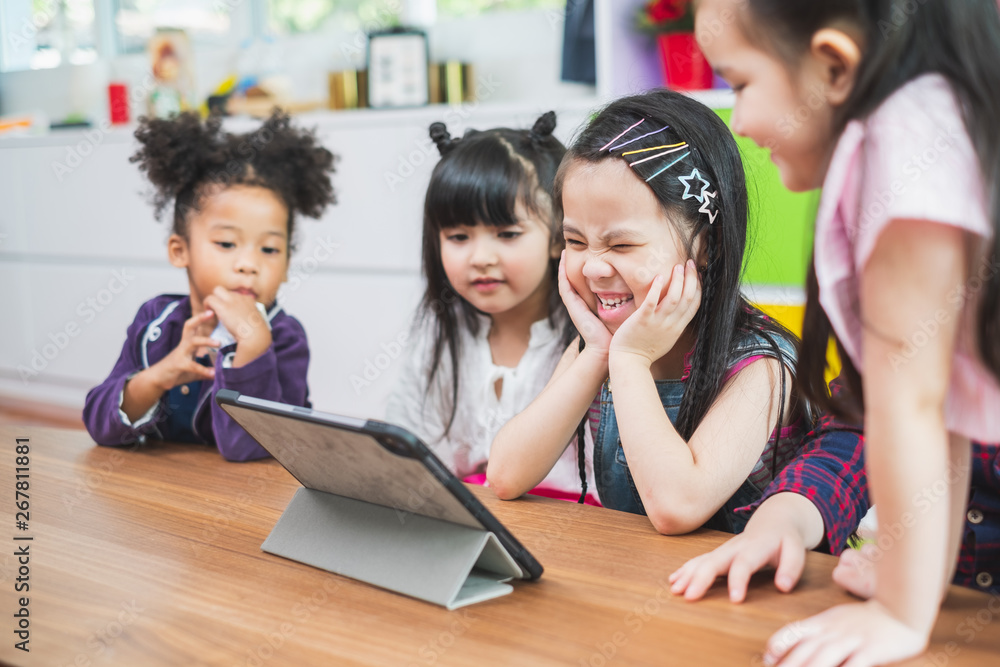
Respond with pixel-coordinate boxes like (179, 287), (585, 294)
(261, 487), (524, 610)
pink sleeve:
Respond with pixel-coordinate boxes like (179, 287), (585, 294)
(852, 76), (991, 271)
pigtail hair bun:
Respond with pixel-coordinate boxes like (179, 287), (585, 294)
(429, 122), (457, 156)
(130, 112), (224, 220)
(248, 109), (337, 219)
(527, 111), (557, 148)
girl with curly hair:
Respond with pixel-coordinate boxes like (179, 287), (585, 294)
(83, 111), (336, 461)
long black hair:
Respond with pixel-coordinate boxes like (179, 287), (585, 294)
(420, 111), (573, 435)
(742, 0), (1000, 419)
(556, 89), (799, 443)
(131, 110), (337, 248)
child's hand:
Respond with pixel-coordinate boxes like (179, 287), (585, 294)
(203, 286), (272, 367)
(609, 260), (701, 367)
(669, 494), (809, 603)
(558, 251), (612, 359)
(831, 544), (878, 599)
(763, 600), (928, 667)
(151, 310), (219, 390)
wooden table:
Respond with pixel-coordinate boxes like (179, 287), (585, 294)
(0, 426), (997, 666)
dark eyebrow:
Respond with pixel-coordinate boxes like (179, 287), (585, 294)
(562, 224), (640, 244)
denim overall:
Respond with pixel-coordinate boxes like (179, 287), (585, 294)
(593, 331), (800, 534)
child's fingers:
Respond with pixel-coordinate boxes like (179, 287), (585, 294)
(658, 263), (686, 311)
(668, 559), (696, 589)
(643, 274), (667, 311)
(772, 536), (806, 593)
(188, 336), (220, 350)
(682, 557), (730, 601)
(726, 547), (774, 603)
(183, 309), (215, 332)
(188, 363), (216, 380)
(681, 260), (701, 306)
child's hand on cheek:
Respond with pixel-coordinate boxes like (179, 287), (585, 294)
(151, 310), (219, 390)
(609, 260), (701, 368)
(203, 286), (273, 367)
(558, 251), (613, 360)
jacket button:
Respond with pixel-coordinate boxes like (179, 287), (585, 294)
(180, 385), (190, 395)
(976, 572), (993, 588)
(968, 509), (984, 524)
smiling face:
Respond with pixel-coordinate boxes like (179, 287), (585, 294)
(438, 198), (558, 321)
(695, 0), (839, 192)
(561, 158), (695, 334)
(168, 185), (290, 313)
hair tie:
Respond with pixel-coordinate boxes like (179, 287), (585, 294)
(429, 122), (456, 156)
(529, 110), (556, 141)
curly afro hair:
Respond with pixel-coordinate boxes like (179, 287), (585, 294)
(130, 110), (337, 249)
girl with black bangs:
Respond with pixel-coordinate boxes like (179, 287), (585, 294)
(83, 111), (336, 461)
(387, 112), (600, 504)
(488, 89), (812, 533)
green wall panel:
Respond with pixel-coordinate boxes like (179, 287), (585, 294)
(713, 108), (819, 287)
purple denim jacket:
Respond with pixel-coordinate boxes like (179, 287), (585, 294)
(83, 294), (310, 461)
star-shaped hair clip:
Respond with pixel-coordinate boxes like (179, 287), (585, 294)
(678, 168), (712, 203)
(699, 190), (719, 225)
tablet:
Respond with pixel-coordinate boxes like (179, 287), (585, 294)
(215, 389), (543, 580)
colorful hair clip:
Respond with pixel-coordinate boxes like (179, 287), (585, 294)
(600, 119), (645, 151)
(608, 125), (671, 152)
(628, 143), (688, 166)
(699, 190), (719, 224)
(644, 152), (691, 183)
(622, 142), (686, 157)
(678, 168), (712, 204)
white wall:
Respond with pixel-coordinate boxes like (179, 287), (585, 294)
(0, 9), (595, 123)
(0, 100), (597, 419)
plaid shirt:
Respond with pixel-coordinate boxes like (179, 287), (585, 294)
(735, 411), (868, 555)
(956, 442), (1000, 594)
(738, 416), (1000, 595)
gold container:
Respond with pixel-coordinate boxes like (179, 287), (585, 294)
(428, 62), (476, 105)
(328, 70), (369, 110)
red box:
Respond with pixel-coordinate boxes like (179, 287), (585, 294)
(108, 83), (129, 125)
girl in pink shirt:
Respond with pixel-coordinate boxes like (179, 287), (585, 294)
(682, 1), (1000, 665)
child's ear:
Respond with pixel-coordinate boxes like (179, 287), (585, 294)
(167, 234), (190, 268)
(810, 28), (862, 106)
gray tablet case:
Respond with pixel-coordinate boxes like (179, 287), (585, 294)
(217, 393), (528, 610)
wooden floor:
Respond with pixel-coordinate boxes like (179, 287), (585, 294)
(0, 397), (84, 430)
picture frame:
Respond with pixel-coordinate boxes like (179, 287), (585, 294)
(366, 28), (430, 109)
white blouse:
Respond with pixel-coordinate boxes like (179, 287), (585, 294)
(385, 310), (597, 499)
